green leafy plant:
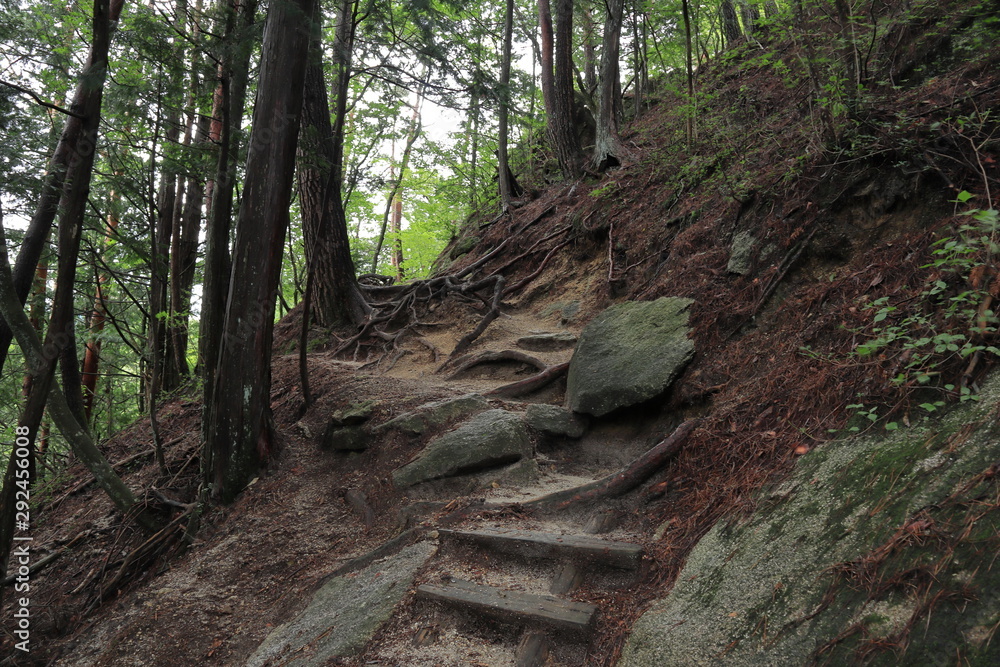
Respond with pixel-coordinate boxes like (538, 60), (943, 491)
(844, 192), (998, 431)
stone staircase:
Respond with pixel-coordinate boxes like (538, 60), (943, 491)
(407, 525), (644, 666)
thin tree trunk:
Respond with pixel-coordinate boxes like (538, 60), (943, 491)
(200, 0), (259, 454)
(390, 194), (404, 280)
(372, 89), (423, 274)
(0, 210), (162, 605)
(81, 201), (118, 422)
(0, 0), (125, 377)
(497, 0), (514, 213)
(682, 0), (696, 147)
(204, 0), (316, 503)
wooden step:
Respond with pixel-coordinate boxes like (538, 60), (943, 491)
(416, 579), (597, 635)
(439, 528), (643, 570)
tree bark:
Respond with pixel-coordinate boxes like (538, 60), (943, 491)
(200, 0), (259, 448)
(497, 0), (514, 213)
(296, 1), (368, 329)
(593, 0), (628, 171)
(204, 0), (316, 503)
(721, 0), (742, 45)
(682, 0), (696, 147)
(550, 0), (583, 178)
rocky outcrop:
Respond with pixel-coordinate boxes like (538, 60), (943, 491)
(246, 542), (435, 666)
(620, 377), (1000, 666)
(392, 409), (532, 487)
(566, 298), (695, 417)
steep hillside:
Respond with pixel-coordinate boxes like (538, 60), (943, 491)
(5, 1), (1000, 665)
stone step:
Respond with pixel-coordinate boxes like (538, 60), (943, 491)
(439, 527), (643, 570)
(416, 579), (598, 635)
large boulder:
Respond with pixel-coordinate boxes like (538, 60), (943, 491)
(246, 542), (435, 666)
(566, 298), (695, 417)
(619, 377), (1000, 666)
(392, 409), (532, 488)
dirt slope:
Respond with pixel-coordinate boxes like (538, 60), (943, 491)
(5, 1), (1000, 665)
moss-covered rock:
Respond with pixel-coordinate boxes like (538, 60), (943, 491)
(567, 297), (695, 417)
(620, 377), (1000, 666)
(246, 542), (435, 666)
(524, 404), (587, 439)
(392, 409), (532, 488)
(378, 394), (489, 435)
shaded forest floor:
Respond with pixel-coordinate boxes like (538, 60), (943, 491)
(5, 1), (1000, 664)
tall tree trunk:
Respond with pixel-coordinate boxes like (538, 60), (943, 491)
(497, 0), (514, 213)
(538, 0), (556, 127)
(580, 7), (597, 95)
(550, 0), (583, 178)
(739, 1), (760, 36)
(682, 0), (697, 147)
(593, 0), (628, 171)
(721, 0), (742, 45)
(200, 0), (259, 451)
(296, 0), (368, 328)
(0, 0), (125, 377)
(204, 0), (316, 504)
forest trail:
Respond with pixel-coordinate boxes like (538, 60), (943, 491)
(45, 290), (671, 666)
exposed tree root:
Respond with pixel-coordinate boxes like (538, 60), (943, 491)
(522, 419), (700, 510)
(321, 203), (566, 368)
(486, 361), (570, 398)
(443, 349), (548, 379)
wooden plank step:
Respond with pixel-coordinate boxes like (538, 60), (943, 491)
(416, 579), (597, 635)
(439, 528), (643, 569)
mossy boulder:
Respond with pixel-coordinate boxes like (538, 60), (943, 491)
(567, 298), (695, 417)
(378, 394), (489, 435)
(321, 425), (371, 452)
(524, 404), (587, 439)
(392, 409), (532, 488)
(246, 542), (435, 666)
(620, 377), (1000, 667)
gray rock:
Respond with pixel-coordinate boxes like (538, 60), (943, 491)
(392, 409), (532, 487)
(727, 231), (756, 275)
(566, 298), (695, 417)
(321, 424), (371, 452)
(516, 332), (578, 352)
(619, 376), (1000, 667)
(524, 404), (587, 438)
(246, 542), (435, 667)
(379, 394), (489, 435)
(328, 399), (377, 427)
